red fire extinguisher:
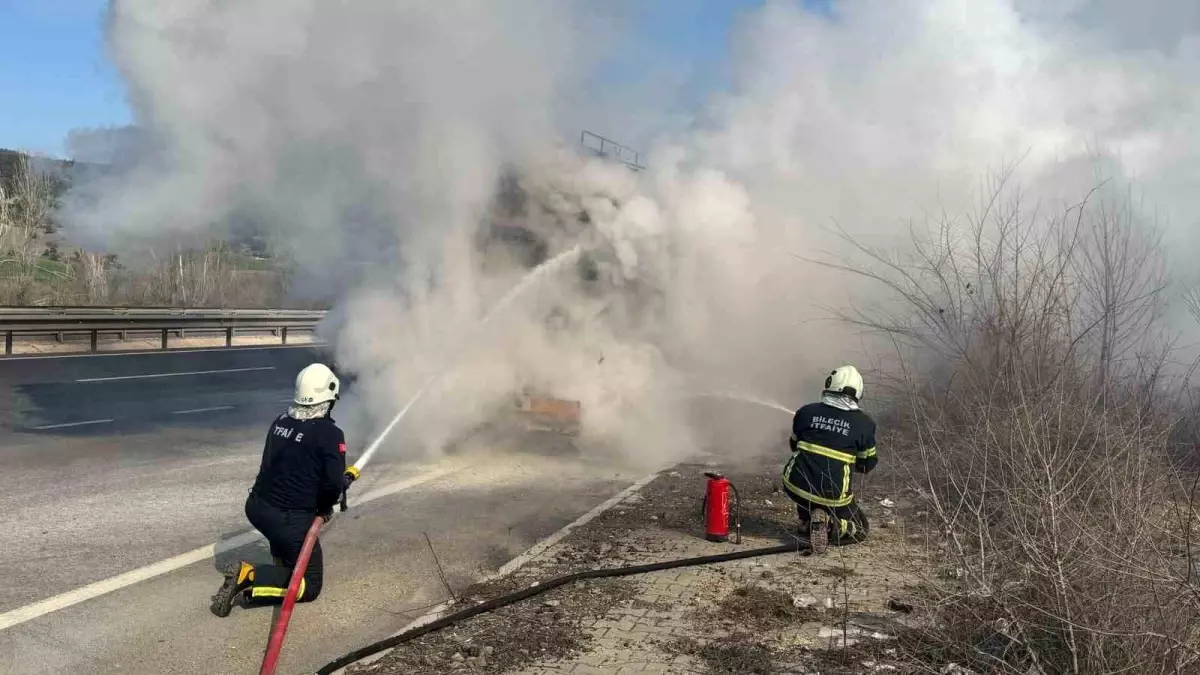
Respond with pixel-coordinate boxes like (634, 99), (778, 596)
(702, 471), (741, 544)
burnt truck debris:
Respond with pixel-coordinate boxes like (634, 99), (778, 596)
(475, 134), (651, 436)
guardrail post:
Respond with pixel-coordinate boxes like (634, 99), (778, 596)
(0, 309), (326, 356)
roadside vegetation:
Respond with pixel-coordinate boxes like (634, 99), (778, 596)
(830, 169), (1200, 673)
(0, 148), (300, 308)
(7, 140), (1199, 671)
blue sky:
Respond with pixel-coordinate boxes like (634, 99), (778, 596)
(604, 0), (767, 103)
(0, 0), (829, 158)
(0, 0), (130, 156)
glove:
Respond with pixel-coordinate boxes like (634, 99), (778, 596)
(343, 466), (360, 490)
(338, 466), (361, 513)
(318, 507), (333, 523)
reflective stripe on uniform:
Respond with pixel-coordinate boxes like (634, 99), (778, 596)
(856, 446), (876, 459)
(782, 478), (854, 508)
(250, 579), (306, 600)
(781, 456), (854, 507)
(838, 518), (858, 537)
(795, 440), (856, 464)
(783, 453), (796, 482)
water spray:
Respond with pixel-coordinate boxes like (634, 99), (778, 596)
(262, 245), (585, 674)
(300, 246), (795, 673)
(689, 390), (794, 416)
(349, 244), (584, 475)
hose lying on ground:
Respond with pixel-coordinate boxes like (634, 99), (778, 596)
(316, 542), (799, 674)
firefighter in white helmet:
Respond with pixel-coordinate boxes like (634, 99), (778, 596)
(210, 363), (359, 616)
(781, 365), (878, 554)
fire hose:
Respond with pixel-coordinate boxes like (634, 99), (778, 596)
(315, 541), (799, 675)
(258, 469), (360, 675)
(257, 327), (473, 671)
(259, 517), (323, 675)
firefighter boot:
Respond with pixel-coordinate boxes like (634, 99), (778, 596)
(210, 561), (255, 617)
(808, 509), (830, 555)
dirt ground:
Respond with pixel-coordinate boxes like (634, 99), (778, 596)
(342, 448), (945, 675)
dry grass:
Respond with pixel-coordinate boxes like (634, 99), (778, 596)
(117, 247), (291, 307)
(824, 168), (1200, 673)
(714, 584), (820, 631)
(0, 151), (61, 303)
(1, 150), (301, 308)
(0, 249), (298, 308)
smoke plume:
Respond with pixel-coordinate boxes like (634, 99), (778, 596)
(62, 0), (1200, 466)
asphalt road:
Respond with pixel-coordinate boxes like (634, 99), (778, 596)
(0, 346), (644, 674)
(0, 345), (331, 433)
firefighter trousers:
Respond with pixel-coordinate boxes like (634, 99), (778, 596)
(793, 497), (869, 545)
(242, 494), (324, 604)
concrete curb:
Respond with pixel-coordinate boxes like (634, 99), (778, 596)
(329, 468), (664, 674)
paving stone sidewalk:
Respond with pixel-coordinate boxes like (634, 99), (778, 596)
(346, 453), (932, 675)
(504, 463), (928, 675)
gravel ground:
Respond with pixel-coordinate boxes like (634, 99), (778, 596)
(344, 449), (939, 675)
(346, 576), (643, 674)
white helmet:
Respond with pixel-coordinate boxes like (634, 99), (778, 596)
(824, 365), (864, 401)
(294, 363), (340, 405)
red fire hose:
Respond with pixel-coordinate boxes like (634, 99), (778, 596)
(259, 516), (324, 675)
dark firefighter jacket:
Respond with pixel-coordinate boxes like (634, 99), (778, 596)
(782, 402), (877, 508)
(250, 414), (347, 513)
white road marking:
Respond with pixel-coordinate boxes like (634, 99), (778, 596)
(0, 530), (266, 634)
(76, 366), (275, 383)
(32, 419), (114, 430)
(0, 463), (459, 633)
(0, 343), (322, 362)
(331, 468), (665, 674)
(171, 406), (236, 415)
(157, 456), (254, 474)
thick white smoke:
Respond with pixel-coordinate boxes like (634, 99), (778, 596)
(65, 0), (604, 299)
(680, 0), (1200, 396)
(62, 0), (1200, 465)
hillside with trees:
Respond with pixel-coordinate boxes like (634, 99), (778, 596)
(0, 148), (300, 308)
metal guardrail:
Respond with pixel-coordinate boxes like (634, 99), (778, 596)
(0, 306), (327, 355)
(580, 130), (645, 171)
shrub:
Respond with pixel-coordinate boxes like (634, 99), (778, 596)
(832, 169), (1200, 673)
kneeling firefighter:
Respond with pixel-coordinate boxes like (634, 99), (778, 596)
(781, 365), (878, 554)
(210, 363), (360, 617)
